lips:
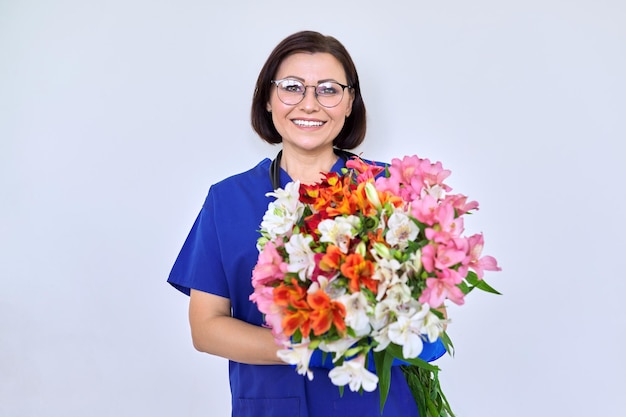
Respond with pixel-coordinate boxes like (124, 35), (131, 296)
(292, 119), (325, 127)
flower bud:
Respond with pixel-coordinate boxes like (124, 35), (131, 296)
(364, 182), (382, 209)
(372, 242), (391, 259)
(411, 249), (422, 273)
(256, 236), (269, 251)
(356, 241), (367, 257)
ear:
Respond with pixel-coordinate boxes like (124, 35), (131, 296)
(345, 91), (354, 117)
(266, 103), (272, 112)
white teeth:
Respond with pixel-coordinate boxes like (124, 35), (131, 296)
(293, 120), (324, 127)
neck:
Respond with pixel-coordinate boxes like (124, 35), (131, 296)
(280, 147), (339, 185)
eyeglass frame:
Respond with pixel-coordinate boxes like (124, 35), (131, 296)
(270, 78), (353, 108)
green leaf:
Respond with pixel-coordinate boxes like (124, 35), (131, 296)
(426, 397), (440, 416)
(385, 343), (439, 372)
(457, 281), (471, 295)
(440, 331), (455, 357)
(403, 366), (428, 416)
(462, 271), (501, 295)
(373, 350), (393, 414)
(473, 279), (502, 295)
(464, 272), (501, 295)
(464, 271), (479, 285)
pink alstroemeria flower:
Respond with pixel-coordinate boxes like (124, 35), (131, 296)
(249, 286), (286, 341)
(466, 233), (501, 279)
(419, 269), (466, 308)
(421, 241), (468, 273)
(252, 240), (288, 287)
(417, 158), (452, 191)
(425, 203), (465, 243)
(443, 194), (479, 215)
(346, 156), (385, 183)
(249, 286), (274, 315)
(376, 155), (425, 202)
(410, 194), (438, 226)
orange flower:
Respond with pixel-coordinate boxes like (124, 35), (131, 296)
(307, 290), (347, 336)
(378, 191), (404, 209)
(282, 309), (312, 338)
(352, 182), (379, 217)
(274, 278), (312, 337)
(326, 195), (356, 217)
(341, 253), (378, 294)
(319, 245), (345, 273)
(307, 174), (355, 217)
(273, 278), (308, 309)
(301, 173), (343, 211)
(366, 227), (386, 251)
(324, 183), (360, 217)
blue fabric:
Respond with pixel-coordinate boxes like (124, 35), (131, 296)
(168, 157), (445, 417)
(309, 336), (446, 370)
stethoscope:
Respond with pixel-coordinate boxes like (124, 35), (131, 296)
(269, 148), (357, 190)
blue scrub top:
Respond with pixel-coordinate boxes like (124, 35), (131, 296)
(168, 157), (445, 417)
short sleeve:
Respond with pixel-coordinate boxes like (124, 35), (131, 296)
(167, 188), (230, 298)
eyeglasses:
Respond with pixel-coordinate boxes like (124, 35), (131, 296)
(271, 78), (352, 108)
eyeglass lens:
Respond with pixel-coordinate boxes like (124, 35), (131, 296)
(274, 79), (346, 108)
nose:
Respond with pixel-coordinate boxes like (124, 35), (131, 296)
(299, 85), (319, 111)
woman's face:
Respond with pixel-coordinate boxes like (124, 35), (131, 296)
(267, 52), (354, 154)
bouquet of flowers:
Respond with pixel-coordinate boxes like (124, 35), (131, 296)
(250, 154), (501, 416)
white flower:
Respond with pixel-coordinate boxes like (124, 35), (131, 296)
(371, 255), (402, 301)
(369, 242), (407, 301)
(277, 342), (315, 381)
(371, 300), (392, 332)
(260, 181), (304, 239)
(266, 180), (302, 203)
(336, 292), (371, 337)
(319, 336), (361, 360)
(285, 234), (315, 281)
(406, 249), (423, 274)
(422, 184), (446, 200)
(318, 215), (360, 253)
(371, 325), (391, 352)
(422, 306), (446, 342)
(382, 282), (413, 308)
(387, 302), (433, 359)
(370, 284), (413, 351)
(307, 275), (329, 294)
(385, 210), (419, 249)
(328, 354), (379, 392)
(370, 283), (412, 334)
(387, 315), (425, 359)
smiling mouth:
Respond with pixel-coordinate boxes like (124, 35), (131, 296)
(292, 119), (325, 127)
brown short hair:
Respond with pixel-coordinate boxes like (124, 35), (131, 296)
(251, 31), (366, 149)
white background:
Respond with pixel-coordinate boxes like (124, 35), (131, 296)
(1, 1), (625, 416)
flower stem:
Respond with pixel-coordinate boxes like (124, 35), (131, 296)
(401, 365), (456, 417)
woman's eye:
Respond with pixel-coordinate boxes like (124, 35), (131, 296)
(285, 85), (302, 93)
(280, 81), (304, 93)
(317, 83), (338, 95)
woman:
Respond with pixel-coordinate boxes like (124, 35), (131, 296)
(168, 30), (445, 417)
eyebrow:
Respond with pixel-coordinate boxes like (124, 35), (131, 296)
(280, 76), (345, 84)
